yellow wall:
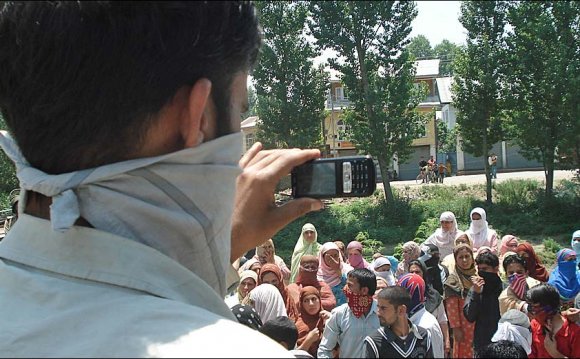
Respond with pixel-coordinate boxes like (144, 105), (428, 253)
(412, 108), (436, 146)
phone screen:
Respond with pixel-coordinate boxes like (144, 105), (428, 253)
(294, 161), (336, 196)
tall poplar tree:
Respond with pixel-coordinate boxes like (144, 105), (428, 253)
(453, 1), (508, 204)
(309, 1), (426, 203)
(252, 1), (327, 149)
(505, 1), (580, 197)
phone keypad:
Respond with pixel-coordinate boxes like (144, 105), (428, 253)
(350, 160), (370, 195)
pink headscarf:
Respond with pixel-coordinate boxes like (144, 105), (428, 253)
(317, 242), (352, 287)
(500, 235), (519, 256)
(346, 241), (370, 269)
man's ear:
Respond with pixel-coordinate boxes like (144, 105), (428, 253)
(181, 78), (213, 148)
(361, 287), (369, 296)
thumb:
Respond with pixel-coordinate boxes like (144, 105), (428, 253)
(269, 198), (323, 230)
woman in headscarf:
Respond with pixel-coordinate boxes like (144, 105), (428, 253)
(443, 244), (476, 359)
(516, 242), (549, 282)
(395, 241), (421, 278)
(441, 232), (474, 269)
(420, 243), (448, 296)
(334, 240), (347, 262)
(231, 304), (263, 331)
(317, 242), (353, 306)
(371, 256), (396, 286)
(238, 257), (262, 276)
(225, 270), (257, 308)
(253, 239), (290, 282)
(386, 255), (399, 276)
(548, 249), (580, 310)
(290, 223), (322, 283)
(500, 235), (519, 257)
(498, 253), (541, 315)
(408, 259), (450, 356)
(246, 283), (288, 324)
(466, 207), (498, 254)
(258, 263), (299, 321)
(571, 230), (580, 268)
(346, 240), (371, 269)
(286, 254), (336, 311)
(424, 211), (463, 259)
(295, 286), (326, 357)
(491, 309), (532, 355)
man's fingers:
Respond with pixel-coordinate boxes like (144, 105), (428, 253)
(239, 141), (263, 168)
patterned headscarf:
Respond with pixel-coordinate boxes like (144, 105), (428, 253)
(398, 273), (426, 317)
(231, 304), (263, 331)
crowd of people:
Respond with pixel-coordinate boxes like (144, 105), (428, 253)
(226, 216), (580, 358)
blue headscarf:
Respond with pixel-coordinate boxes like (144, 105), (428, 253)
(386, 255), (399, 276)
(548, 249), (580, 301)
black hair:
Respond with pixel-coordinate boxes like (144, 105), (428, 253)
(475, 340), (527, 358)
(0, 1), (261, 174)
(348, 268), (377, 296)
(407, 259), (429, 281)
(475, 251), (499, 268)
(525, 283), (561, 310)
(258, 316), (298, 350)
(377, 286), (411, 308)
(502, 254), (527, 274)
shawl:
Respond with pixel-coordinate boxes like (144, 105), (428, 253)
(444, 244), (476, 299)
(346, 241), (370, 269)
(424, 211), (460, 259)
(454, 232), (474, 248)
(295, 255), (320, 287)
(548, 249), (580, 301)
(467, 207), (491, 249)
(500, 235), (519, 256)
(259, 263), (299, 320)
(290, 223), (321, 283)
(249, 283), (288, 324)
(517, 242), (549, 282)
(231, 304), (263, 331)
(397, 241), (421, 277)
(317, 242), (352, 287)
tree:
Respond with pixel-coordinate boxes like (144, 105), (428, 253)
(504, 1), (580, 197)
(437, 119), (458, 153)
(407, 34), (434, 59)
(241, 85), (257, 121)
(252, 1), (328, 149)
(309, 1), (427, 203)
(434, 39), (462, 76)
(0, 114), (18, 195)
(453, 1), (508, 204)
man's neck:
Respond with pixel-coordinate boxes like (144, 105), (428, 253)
(391, 318), (410, 338)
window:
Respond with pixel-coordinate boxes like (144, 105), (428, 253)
(335, 120), (351, 141)
(245, 133), (255, 151)
(335, 87), (344, 100)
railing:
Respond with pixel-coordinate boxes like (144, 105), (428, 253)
(325, 98), (351, 109)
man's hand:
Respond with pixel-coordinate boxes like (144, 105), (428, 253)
(230, 143), (323, 262)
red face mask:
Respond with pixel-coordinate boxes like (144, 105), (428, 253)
(343, 285), (373, 318)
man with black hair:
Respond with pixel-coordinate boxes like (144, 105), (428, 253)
(464, 251), (503, 352)
(318, 268), (380, 358)
(259, 316), (300, 350)
(476, 340), (527, 358)
(364, 286), (434, 358)
(0, 2), (324, 356)
(526, 283), (580, 358)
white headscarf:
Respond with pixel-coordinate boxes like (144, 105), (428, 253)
(249, 283), (288, 324)
(467, 207), (490, 249)
(372, 256), (396, 286)
(425, 211), (460, 259)
(0, 130), (242, 297)
(492, 322), (532, 355)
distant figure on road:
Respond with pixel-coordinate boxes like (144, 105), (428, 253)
(488, 153), (498, 179)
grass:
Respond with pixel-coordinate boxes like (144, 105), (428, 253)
(272, 179), (580, 267)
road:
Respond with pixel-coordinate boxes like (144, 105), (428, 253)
(380, 169), (576, 189)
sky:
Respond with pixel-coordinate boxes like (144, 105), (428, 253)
(411, 1), (466, 46)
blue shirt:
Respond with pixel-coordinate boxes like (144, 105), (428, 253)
(317, 300), (380, 358)
(331, 274), (348, 306)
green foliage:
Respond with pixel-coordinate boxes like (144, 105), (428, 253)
(309, 1), (427, 203)
(0, 114), (17, 194)
(407, 35), (434, 59)
(543, 238), (562, 254)
(252, 1), (327, 149)
(503, 1), (580, 197)
(434, 40), (462, 76)
(437, 119), (458, 153)
(453, 1), (510, 204)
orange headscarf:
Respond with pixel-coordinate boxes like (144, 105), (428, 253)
(295, 286), (325, 357)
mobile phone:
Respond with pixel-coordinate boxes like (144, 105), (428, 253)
(291, 155), (376, 198)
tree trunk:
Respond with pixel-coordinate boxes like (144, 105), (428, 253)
(483, 128), (492, 205)
(544, 146), (555, 198)
(378, 156), (395, 203)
